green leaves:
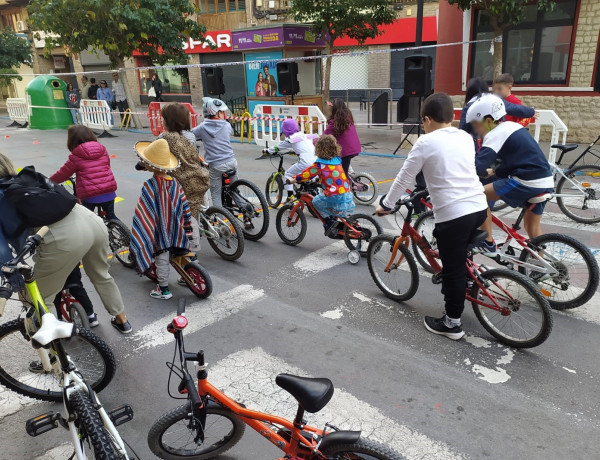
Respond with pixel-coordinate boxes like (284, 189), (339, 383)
(448, 0), (556, 28)
(0, 30), (32, 70)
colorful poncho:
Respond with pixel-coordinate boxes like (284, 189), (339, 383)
(131, 176), (192, 274)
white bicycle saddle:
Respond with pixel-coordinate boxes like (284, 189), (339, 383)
(32, 313), (75, 347)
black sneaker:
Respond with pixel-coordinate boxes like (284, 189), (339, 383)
(324, 220), (341, 238)
(424, 315), (465, 340)
(28, 361), (49, 374)
(88, 313), (99, 328)
(111, 317), (132, 334)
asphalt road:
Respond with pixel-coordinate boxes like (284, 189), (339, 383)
(0, 126), (599, 460)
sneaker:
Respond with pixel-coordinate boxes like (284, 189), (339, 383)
(424, 315), (465, 340)
(473, 240), (498, 258)
(150, 285), (173, 300)
(111, 317), (132, 334)
(28, 360), (50, 374)
(88, 313), (99, 328)
(177, 277), (187, 286)
(324, 220), (340, 238)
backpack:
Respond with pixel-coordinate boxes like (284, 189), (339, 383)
(0, 166), (76, 228)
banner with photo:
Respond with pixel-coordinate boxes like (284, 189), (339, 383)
(245, 50), (283, 98)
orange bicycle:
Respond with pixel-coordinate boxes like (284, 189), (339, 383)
(147, 300), (404, 460)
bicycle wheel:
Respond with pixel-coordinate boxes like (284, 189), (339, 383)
(226, 179), (270, 241)
(367, 234), (419, 302)
(146, 263), (159, 283)
(0, 318), (116, 402)
(203, 207), (245, 261)
(276, 204), (307, 246)
(321, 436), (406, 460)
(183, 262), (213, 299)
(70, 390), (122, 459)
(556, 164), (600, 224)
(147, 402), (246, 460)
(470, 269), (553, 348)
(412, 210), (437, 274)
(343, 213), (383, 255)
(518, 233), (599, 310)
(106, 220), (135, 268)
(68, 301), (91, 329)
(265, 172), (284, 209)
(351, 172), (379, 205)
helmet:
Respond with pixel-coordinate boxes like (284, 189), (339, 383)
(281, 118), (300, 137)
(202, 97), (229, 118)
(466, 94), (507, 123)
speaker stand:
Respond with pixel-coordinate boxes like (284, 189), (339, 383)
(392, 97), (423, 155)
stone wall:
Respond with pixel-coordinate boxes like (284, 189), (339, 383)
(367, 45), (392, 89)
(186, 54), (204, 106)
(569, 0), (600, 88)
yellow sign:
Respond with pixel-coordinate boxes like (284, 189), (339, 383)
(53, 90), (63, 100)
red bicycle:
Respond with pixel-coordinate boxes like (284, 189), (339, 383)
(57, 286), (90, 329)
(368, 190), (553, 348)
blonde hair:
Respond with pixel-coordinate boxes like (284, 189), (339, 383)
(0, 153), (16, 178)
(315, 135), (341, 160)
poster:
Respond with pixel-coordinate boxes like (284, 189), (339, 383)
(245, 50), (282, 98)
(233, 28), (283, 50)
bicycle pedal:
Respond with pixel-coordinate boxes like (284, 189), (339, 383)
(26, 412), (59, 437)
(108, 404), (134, 427)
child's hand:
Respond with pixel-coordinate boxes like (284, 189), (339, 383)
(534, 111), (540, 119)
(485, 168), (495, 178)
(286, 178), (296, 185)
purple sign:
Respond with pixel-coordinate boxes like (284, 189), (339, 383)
(283, 26), (325, 46)
(232, 27), (283, 50)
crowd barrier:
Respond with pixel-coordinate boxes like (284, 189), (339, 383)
(6, 97), (30, 127)
(80, 99), (114, 137)
(147, 102), (199, 136)
(531, 110), (568, 162)
(252, 105), (326, 147)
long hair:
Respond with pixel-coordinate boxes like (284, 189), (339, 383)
(67, 125), (98, 152)
(0, 153), (16, 178)
(464, 77), (489, 105)
(328, 99), (354, 136)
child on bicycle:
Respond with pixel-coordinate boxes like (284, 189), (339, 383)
(466, 94), (554, 254)
(130, 139), (193, 300)
(288, 135), (355, 237)
(375, 93), (488, 341)
(263, 118), (317, 202)
(53, 264), (98, 327)
(192, 97), (237, 208)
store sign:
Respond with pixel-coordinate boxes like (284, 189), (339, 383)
(183, 30), (232, 54)
(283, 27), (325, 46)
(233, 28), (283, 50)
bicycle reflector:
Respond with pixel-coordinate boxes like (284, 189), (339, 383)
(582, 182), (591, 188)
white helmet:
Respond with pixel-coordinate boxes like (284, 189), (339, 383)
(466, 94), (507, 123)
(202, 97), (229, 118)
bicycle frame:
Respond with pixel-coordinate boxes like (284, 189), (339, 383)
(557, 133), (600, 170)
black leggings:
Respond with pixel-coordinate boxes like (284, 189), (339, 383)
(433, 209), (488, 319)
(53, 265), (95, 317)
(341, 155), (357, 177)
(82, 200), (117, 220)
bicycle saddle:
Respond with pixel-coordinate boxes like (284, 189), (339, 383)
(170, 247), (192, 257)
(31, 313), (75, 348)
(551, 143), (578, 153)
(527, 193), (552, 204)
(275, 373), (334, 413)
(469, 230), (488, 245)
(222, 169), (237, 178)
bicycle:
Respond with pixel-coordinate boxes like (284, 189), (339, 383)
(147, 299), (405, 460)
(275, 180), (383, 264)
(58, 282), (91, 329)
(367, 190), (553, 348)
(0, 228), (135, 459)
(197, 204), (245, 261)
(412, 194), (599, 310)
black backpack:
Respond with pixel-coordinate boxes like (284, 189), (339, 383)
(0, 166), (76, 228)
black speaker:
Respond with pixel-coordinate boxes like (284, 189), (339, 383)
(404, 55), (432, 97)
(205, 67), (225, 96)
(276, 62), (300, 95)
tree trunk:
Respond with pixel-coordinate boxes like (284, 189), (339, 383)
(322, 40), (333, 107)
(491, 19), (504, 79)
(115, 57), (141, 129)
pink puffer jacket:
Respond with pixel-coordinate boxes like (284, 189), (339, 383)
(50, 141), (117, 200)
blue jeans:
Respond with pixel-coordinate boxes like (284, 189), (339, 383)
(69, 109), (79, 124)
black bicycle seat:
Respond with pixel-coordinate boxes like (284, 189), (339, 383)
(275, 373), (334, 413)
(469, 230), (488, 245)
(551, 143), (578, 153)
(222, 169), (237, 178)
(169, 247), (190, 257)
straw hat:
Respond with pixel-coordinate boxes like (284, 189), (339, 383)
(134, 139), (180, 172)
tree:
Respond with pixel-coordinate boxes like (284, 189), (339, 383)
(448, 0), (555, 78)
(28, 0), (207, 126)
(0, 30), (32, 88)
(289, 0), (396, 104)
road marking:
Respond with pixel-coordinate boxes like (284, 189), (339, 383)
(0, 385), (40, 421)
(293, 240), (349, 273)
(210, 348), (464, 460)
(320, 307), (344, 319)
(126, 284), (265, 355)
(563, 367), (577, 374)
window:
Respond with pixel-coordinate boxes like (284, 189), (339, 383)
(470, 0), (577, 84)
(136, 57), (191, 95)
(199, 0), (245, 13)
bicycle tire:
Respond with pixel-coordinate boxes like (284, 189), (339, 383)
(106, 220), (135, 268)
(351, 172), (379, 205)
(276, 204), (307, 246)
(70, 389), (121, 459)
(68, 301), (91, 329)
(518, 233), (599, 310)
(203, 207), (245, 261)
(227, 179), (270, 241)
(147, 402), (246, 460)
(183, 262), (213, 299)
(343, 213), (383, 255)
(470, 269), (553, 348)
(265, 172), (284, 209)
(0, 318), (116, 402)
(146, 263), (159, 283)
(320, 436), (406, 460)
(555, 164), (600, 224)
(412, 210), (437, 274)
(367, 234), (420, 302)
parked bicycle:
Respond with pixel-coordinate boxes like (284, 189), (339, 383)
(0, 227), (135, 459)
(275, 180), (383, 263)
(412, 193), (599, 310)
(147, 299), (405, 460)
(368, 190), (553, 348)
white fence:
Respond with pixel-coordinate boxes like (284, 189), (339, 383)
(6, 97), (30, 125)
(80, 99), (113, 132)
(531, 110), (568, 163)
(252, 105), (326, 147)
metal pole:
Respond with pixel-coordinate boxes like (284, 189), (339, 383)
(416, 0), (424, 49)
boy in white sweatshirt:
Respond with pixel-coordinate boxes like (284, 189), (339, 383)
(375, 93), (488, 341)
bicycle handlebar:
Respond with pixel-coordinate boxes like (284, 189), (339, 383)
(0, 226), (49, 278)
(390, 189), (430, 213)
(177, 298), (186, 316)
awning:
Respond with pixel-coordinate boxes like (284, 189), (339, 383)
(334, 16), (437, 47)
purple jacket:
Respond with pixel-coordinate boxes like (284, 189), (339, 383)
(323, 119), (362, 157)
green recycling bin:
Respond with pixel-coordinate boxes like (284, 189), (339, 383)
(26, 75), (73, 130)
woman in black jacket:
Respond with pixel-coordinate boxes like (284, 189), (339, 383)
(151, 74), (163, 102)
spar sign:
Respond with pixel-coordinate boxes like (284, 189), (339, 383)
(183, 30), (232, 54)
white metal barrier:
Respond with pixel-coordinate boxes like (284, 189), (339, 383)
(531, 110), (568, 162)
(6, 98), (30, 126)
(252, 105), (326, 147)
(80, 99), (113, 132)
